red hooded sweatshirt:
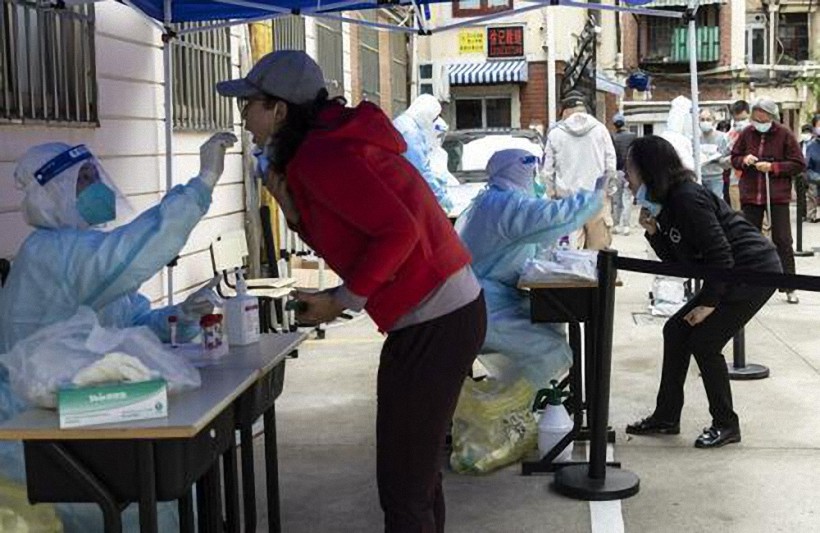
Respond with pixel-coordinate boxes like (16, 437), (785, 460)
(285, 102), (471, 331)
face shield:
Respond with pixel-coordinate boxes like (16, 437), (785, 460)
(15, 144), (131, 229)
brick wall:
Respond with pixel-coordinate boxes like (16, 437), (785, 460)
(621, 13), (638, 72)
(718, 1), (732, 67)
(520, 61), (548, 130)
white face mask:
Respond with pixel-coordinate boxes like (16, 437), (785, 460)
(753, 121), (772, 134)
(733, 119), (749, 131)
(802, 134), (813, 143)
(815, 127), (820, 137)
(699, 121), (714, 133)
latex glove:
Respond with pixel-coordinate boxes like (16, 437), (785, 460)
(754, 162), (773, 174)
(72, 352), (156, 387)
(199, 132), (238, 189)
(180, 275), (222, 321)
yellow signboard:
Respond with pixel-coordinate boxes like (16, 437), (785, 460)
(459, 30), (485, 55)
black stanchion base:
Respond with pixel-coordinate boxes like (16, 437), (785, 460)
(553, 465), (640, 501)
(727, 362), (770, 380)
(795, 250), (815, 257)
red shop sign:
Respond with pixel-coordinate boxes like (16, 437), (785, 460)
(487, 26), (524, 58)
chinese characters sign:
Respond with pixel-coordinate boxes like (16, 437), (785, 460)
(487, 26), (524, 58)
(459, 30), (485, 55)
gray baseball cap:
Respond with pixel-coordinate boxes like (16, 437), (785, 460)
(751, 97), (780, 119)
(216, 50), (325, 105)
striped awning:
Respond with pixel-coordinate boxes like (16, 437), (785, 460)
(448, 60), (529, 86)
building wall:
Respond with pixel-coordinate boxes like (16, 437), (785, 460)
(520, 61), (547, 129)
(0, 2), (246, 305)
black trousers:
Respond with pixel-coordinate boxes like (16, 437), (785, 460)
(742, 203), (796, 278)
(377, 293), (486, 533)
(654, 286), (774, 429)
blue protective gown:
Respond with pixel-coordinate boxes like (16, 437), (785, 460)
(0, 177), (212, 532)
(457, 184), (602, 387)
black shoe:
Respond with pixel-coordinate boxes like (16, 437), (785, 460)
(694, 426), (741, 449)
(626, 416), (680, 436)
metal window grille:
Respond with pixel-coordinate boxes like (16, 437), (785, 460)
(390, 32), (408, 117)
(640, 6), (719, 64)
(0, 0), (97, 124)
(172, 23), (232, 131)
(272, 16), (305, 51)
(359, 12), (380, 106)
(317, 18), (343, 96)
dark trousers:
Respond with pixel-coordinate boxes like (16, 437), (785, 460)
(742, 203), (796, 277)
(377, 293), (486, 533)
(654, 286), (774, 429)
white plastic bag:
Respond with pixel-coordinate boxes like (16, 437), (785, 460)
(0, 307), (201, 409)
(520, 249), (598, 284)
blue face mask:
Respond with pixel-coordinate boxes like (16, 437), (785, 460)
(635, 184), (662, 218)
(76, 182), (116, 226)
(254, 150), (270, 179)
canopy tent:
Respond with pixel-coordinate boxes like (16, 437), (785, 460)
(57, 0), (702, 301)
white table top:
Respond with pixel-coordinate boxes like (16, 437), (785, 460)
(0, 332), (308, 441)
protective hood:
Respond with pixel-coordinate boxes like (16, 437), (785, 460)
(487, 149), (538, 194)
(666, 95), (693, 139)
(433, 117), (449, 148)
(404, 94), (442, 130)
(557, 113), (601, 137)
(14, 143), (129, 229)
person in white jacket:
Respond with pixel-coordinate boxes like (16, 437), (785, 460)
(543, 93), (617, 249)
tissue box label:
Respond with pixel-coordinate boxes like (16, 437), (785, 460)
(58, 379), (168, 429)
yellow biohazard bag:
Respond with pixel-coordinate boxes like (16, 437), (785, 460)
(449, 376), (537, 475)
(0, 477), (63, 532)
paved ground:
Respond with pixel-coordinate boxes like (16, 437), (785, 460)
(255, 212), (820, 532)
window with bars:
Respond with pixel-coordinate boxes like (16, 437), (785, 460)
(317, 18), (343, 97)
(390, 32), (408, 117)
(0, 0), (97, 124)
(639, 5), (720, 64)
(272, 16), (305, 51)
(778, 13), (809, 63)
(172, 23), (232, 131)
(358, 12), (380, 106)
(453, 0), (512, 18)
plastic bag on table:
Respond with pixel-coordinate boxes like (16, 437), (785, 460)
(450, 375), (537, 475)
(0, 307), (200, 409)
(520, 249), (598, 285)
(0, 476), (63, 532)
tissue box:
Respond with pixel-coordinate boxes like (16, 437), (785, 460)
(58, 379), (168, 429)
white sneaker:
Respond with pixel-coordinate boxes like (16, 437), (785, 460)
(621, 226), (631, 236)
(787, 291), (799, 304)
(612, 226), (623, 235)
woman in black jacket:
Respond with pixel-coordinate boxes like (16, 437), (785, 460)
(625, 136), (781, 449)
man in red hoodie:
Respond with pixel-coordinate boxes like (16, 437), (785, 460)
(218, 51), (486, 532)
(731, 98), (806, 303)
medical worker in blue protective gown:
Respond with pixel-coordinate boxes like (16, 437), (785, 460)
(456, 149), (604, 387)
(0, 132), (236, 532)
(393, 94), (455, 212)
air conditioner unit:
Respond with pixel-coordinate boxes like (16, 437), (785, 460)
(432, 63), (451, 102)
(418, 62), (451, 102)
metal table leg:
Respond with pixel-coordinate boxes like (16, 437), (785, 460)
(178, 491), (195, 533)
(38, 442), (124, 533)
(223, 442), (241, 532)
(264, 407), (281, 533)
(136, 441), (158, 533)
(240, 424), (257, 532)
